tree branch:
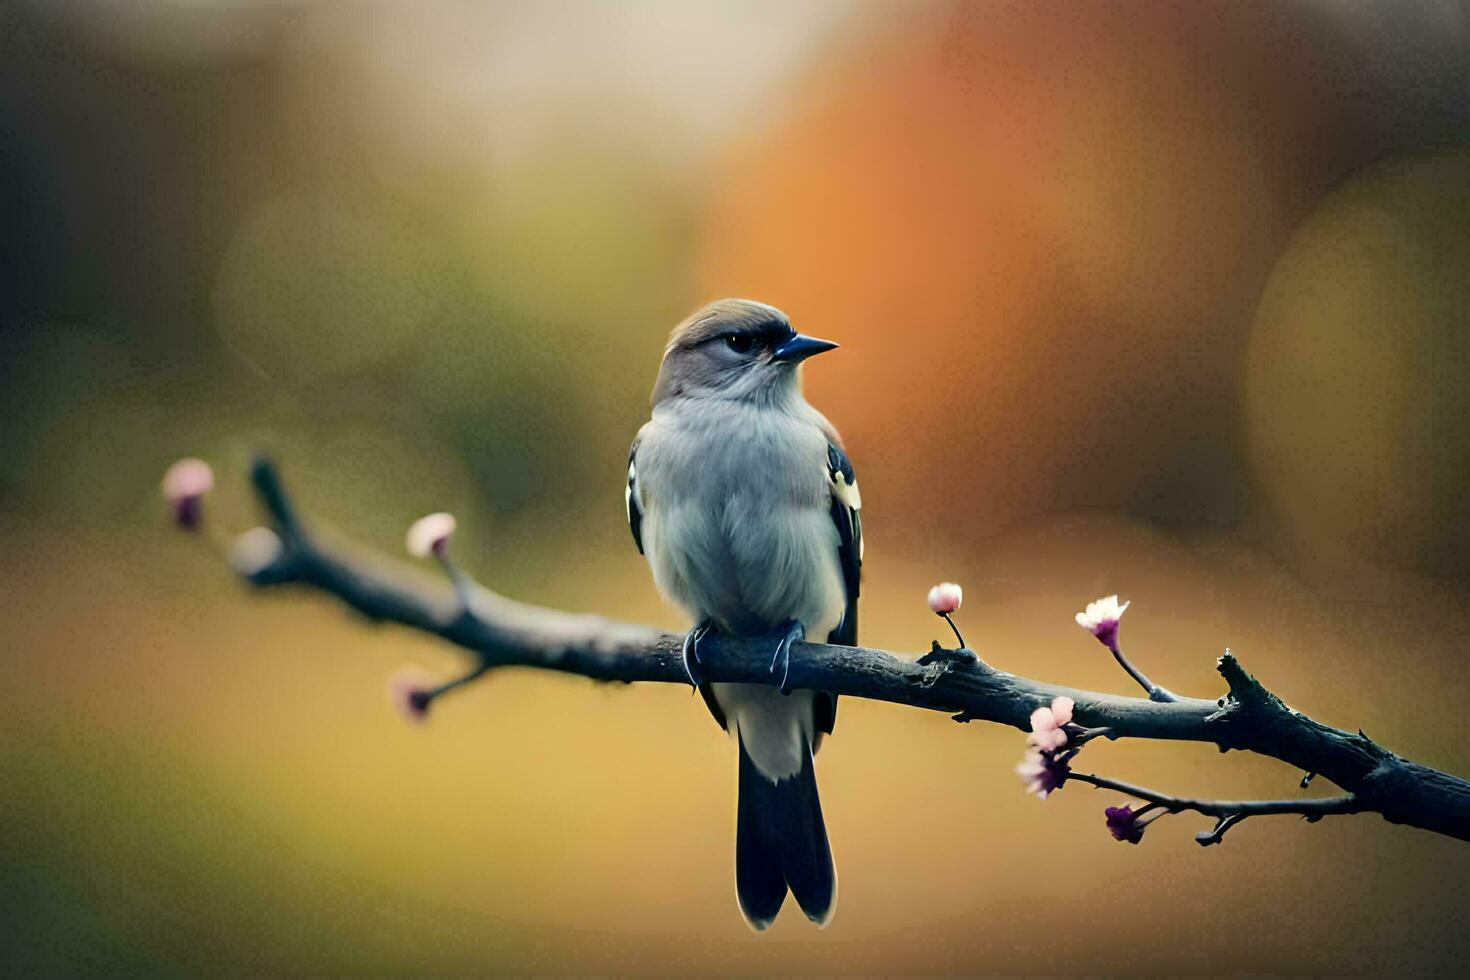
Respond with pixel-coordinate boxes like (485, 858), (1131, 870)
(1068, 771), (1363, 845)
(220, 458), (1470, 845)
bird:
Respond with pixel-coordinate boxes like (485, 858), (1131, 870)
(625, 298), (862, 929)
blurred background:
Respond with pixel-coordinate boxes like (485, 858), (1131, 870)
(4, 0), (1470, 973)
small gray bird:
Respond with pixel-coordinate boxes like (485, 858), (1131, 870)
(626, 299), (862, 929)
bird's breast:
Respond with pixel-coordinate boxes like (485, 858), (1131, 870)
(637, 403), (845, 637)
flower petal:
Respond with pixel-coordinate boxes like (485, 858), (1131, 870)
(162, 458), (214, 502)
(1051, 696), (1075, 727)
(927, 582), (964, 614)
(406, 512), (458, 558)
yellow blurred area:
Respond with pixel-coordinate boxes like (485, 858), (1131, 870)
(3, 0), (1470, 974)
(1246, 151), (1470, 581)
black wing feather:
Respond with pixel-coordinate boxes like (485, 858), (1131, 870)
(817, 442), (863, 741)
(626, 438), (644, 555)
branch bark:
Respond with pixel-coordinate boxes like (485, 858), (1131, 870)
(226, 458), (1470, 844)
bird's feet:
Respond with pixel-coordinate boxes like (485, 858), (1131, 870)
(681, 620), (712, 688)
(768, 619), (804, 695)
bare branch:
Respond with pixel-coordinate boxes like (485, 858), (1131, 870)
(223, 457), (1470, 845)
(1068, 771), (1362, 845)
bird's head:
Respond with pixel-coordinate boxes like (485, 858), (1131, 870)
(651, 299), (838, 407)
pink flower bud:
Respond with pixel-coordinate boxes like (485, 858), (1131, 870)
(161, 458), (214, 530)
(406, 512), (457, 558)
(387, 668), (433, 724)
(927, 582), (963, 615)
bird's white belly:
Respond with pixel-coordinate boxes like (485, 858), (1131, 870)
(644, 500), (844, 640)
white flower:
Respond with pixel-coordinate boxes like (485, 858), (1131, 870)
(229, 526), (284, 576)
(1075, 595), (1130, 648)
(927, 582), (963, 615)
(406, 512), (457, 558)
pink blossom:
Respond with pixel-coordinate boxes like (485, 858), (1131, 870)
(926, 582), (963, 615)
(161, 458), (214, 530)
(406, 512), (457, 558)
(387, 669), (433, 724)
(1026, 696), (1076, 752)
(1050, 696), (1074, 726)
(1075, 595), (1130, 650)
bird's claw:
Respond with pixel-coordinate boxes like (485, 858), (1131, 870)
(681, 621), (711, 688)
(769, 619), (804, 694)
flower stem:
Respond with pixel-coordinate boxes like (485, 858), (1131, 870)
(424, 662), (491, 706)
(433, 545), (475, 609)
(1136, 808), (1169, 829)
(1110, 644), (1176, 702)
(941, 612), (967, 650)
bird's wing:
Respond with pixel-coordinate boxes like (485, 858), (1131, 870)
(825, 441), (862, 644)
(626, 435), (644, 555)
(815, 440), (863, 742)
(630, 431), (727, 725)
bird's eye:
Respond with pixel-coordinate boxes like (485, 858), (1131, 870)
(724, 333), (755, 354)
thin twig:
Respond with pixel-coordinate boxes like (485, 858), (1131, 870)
(1196, 813), (1246, 846)
(941, 612), (967, 650)
(1109, 644), (1177, 702)
(1071, 770), (1361, 845)
(1071, 771), (1362, 821)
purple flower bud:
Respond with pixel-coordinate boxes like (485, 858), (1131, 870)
(1105, 803), (1146, 844)
(1075, 595), (1130, 650)
(388, 669), (433, 724)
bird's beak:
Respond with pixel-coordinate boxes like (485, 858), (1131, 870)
(771, 333), (839, 363)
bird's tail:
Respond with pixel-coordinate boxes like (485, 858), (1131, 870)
(735, 732), (836, 929)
